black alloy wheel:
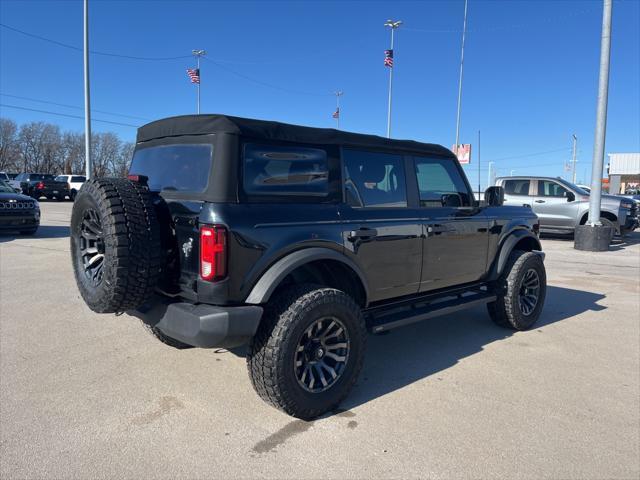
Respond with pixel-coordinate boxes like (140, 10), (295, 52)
(294, 317), (350, 393)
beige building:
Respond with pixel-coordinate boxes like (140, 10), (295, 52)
(608, 153), (640, 194)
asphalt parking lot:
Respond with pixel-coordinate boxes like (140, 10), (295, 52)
(1, 201), (639, 479)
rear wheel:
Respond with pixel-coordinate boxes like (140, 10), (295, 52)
(247, 284), (366, 419)
(70, 189), (77, 201)
(488, 250), (546, 330)
(70, 178), (163, 313)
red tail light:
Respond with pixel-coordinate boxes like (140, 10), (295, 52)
(36, 182), (44, 190)
(200, 225), (227, 281)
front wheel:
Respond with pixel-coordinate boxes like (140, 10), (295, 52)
(488, 250), (546, 330)
(247, 284), (366, 419)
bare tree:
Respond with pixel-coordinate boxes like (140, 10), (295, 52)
(60, 132), (85, 174)
(4, 117), (137, 176)
(91, 132), (121, 178)
(111, 142), (134, 177)
(0, 118), (19, 171)
(17, 121), (63, 173)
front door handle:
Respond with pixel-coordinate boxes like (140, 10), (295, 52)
(535, 200), (546, 203)
(347, 228), (378, 241)
(426, 224), (451, 236)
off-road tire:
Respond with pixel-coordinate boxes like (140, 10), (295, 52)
(488, 250), (546, 330)
(247, 284), (366, 420)
(70, 178), (162, 313)
(141, 323), (192, 349)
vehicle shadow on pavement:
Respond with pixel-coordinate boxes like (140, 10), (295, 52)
(0, 225), (70, 243)
(342, 285), (606, 412)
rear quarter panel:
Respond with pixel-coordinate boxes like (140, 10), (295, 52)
(199, 203), (343, 304)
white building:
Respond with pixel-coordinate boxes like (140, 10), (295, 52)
(608, 153), (640, 194)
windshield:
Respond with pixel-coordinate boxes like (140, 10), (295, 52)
(0, 180), (15, 193)
(55, 176), (67, 182)
(556, 178), (589, 196)
(129, 143), (213, 193)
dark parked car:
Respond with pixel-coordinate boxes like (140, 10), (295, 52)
(70, 114), (546, 419)
(0, 180), (40, 234)
(14, 173), (69, 200)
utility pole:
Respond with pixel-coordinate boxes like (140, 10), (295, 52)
(192, 49), (206, 114)
(571, 134), (578, 184)
(454, 0), (469, 150)
(575, 0), (614, 251)
(83, 0), (92, 179)
(384, 19), (402, 138)
(334, 91), (343, 129)
(477, 130), (481, 197)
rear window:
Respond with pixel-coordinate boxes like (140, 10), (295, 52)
(243, 143), (328, 196)
(503, 179), (530, 195)
(129, 144), (213, 193)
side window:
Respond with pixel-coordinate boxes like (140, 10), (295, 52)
(243, 143), (328, 196)
(413, 157), (471, 207)
(343, 150), (407, 208)
(503, 179), (530, 196)
(55, 176), (67, 182)
(72, 176), (86, 182)
(538, 180), (568, 197)
(16, 173), (25, 181)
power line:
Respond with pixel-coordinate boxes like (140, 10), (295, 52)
(491, 147), (570, 162)
(0, 23), (192, 61)
(0, 93), (150, 121)
(201, 56), (332, 97)
(0, 103), (139, 128)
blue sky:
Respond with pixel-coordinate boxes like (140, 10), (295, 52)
(1, 0), (639, 187)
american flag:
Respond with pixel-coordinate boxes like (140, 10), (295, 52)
(332, 107), (340, 119)
(384, 49), (394, 68)
(187, 68), (200, 84)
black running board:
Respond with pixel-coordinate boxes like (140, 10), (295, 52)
(367, 291), (496, 333)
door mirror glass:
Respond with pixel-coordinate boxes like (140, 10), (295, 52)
(565, 191), (576, 202)
(441, 193), (462, 207)
(484, 186), (504, 206)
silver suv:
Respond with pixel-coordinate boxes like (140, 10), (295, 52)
(496, 176), (638, 235)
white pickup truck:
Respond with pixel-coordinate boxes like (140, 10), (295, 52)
(55, 175), (86, 200)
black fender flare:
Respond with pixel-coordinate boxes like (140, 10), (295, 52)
(245, 247), (370, 305)
(492, 229), (542, 279)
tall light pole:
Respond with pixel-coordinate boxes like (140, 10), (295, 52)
(510, 169), (516, 177)
(83, 0), (92, 179)
(587, 0), (612, 226)
(334, 90), (343, 129)
(384, 19), (402, 138)
(192, 49), (206, 114)
(576, 0), (614, 251)
(571, 134), (578, 184)
(454, 0), (469, 150)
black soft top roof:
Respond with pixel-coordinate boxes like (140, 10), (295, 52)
(136, 114), (454, 157)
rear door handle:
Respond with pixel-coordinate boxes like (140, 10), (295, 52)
(535, 200), (545, 203)
(426, 224), (451, 235)
(347, 228), (378, 241)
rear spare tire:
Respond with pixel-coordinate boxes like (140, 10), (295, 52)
(70, 178), (162, 313)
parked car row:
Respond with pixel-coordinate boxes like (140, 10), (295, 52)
(497, 176), (639, 237)
(1, 172), (86, 201)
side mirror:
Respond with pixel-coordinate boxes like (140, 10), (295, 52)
(565, 191), (575, 202)
(484, 186), (505, 206)
(441, 193), (462, 207)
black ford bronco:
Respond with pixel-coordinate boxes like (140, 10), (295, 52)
(70, 115), (546, 419)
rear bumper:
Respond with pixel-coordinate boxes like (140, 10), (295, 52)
(131, 297), (263, 348)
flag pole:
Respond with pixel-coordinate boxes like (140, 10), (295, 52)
(454, 0), (468, 149)
(335, 91), (343, 129)
(384, 19), (402, 138)
(192, 49), (206, 114)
